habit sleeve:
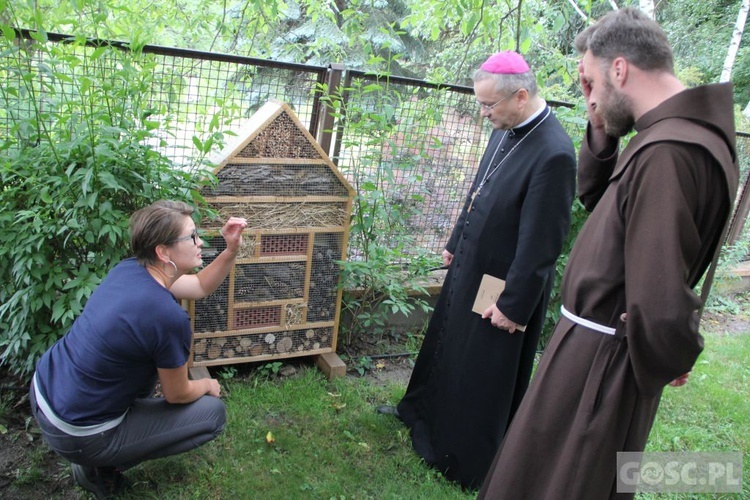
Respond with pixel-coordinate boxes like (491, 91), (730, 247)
(622, 144), (712, 397)
(578, 124), (619, 212)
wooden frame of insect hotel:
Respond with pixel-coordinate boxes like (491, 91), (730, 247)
(188, 100), (354, 378)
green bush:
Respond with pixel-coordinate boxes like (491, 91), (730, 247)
(0, 27), (212, 376)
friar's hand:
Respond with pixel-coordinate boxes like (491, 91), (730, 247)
(668, 372), (690, 387)
(578, 58), (605, 132)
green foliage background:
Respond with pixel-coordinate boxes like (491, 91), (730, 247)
(0, 0), (747, 374)
(5, 0), (748, 107)
(0, 25), (216, 375)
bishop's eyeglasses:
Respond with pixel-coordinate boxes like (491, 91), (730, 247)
(477, 88), (520, 112)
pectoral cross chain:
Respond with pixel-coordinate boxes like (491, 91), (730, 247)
(464, 107), (551, 216)
(467, 187), (481, 212)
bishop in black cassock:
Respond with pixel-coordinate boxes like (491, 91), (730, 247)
(392, 51), (577, 489)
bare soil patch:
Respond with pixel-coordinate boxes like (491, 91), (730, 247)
(0, 384), (81, 499)
(701, 310), (750, 336)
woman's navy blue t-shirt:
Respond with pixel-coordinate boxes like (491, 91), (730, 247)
(35, 258), (192, 425)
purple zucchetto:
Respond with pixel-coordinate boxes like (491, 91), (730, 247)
(480, 51), (530, 74)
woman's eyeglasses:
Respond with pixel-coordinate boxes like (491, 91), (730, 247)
(170, 230), (199, 246)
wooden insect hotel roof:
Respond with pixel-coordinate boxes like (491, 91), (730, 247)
(188, 100), (354, 377)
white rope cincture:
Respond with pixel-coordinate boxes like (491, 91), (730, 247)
(561, 306), (616, 335)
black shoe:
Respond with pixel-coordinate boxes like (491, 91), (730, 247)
(71, 463), (129, 499)
(376, 405), (400, 417)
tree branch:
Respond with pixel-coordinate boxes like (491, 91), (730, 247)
(639, 0), (654, 19)
(566, 0), (588, 22)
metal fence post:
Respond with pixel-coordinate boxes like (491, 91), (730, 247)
(316, 63), (345, 162)
(727, 173), (750, 245)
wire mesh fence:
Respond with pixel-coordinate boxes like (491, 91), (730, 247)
(336, 74), (486, 261)
(0, 30), (325, 169)
(1, 29), (748, 264)
(333, 71), (587, 262)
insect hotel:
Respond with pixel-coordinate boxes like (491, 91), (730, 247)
(188, 100), (354, 379)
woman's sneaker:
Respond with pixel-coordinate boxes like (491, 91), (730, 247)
(71, 463), (129, 499)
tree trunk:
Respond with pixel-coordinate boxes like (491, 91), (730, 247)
(721, 0), (750, 82)
(639, 0), (654, 19)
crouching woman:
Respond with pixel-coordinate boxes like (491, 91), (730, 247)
(29, 200), (247, 499)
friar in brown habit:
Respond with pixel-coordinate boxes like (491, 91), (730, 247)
(478, 8), (739, 500)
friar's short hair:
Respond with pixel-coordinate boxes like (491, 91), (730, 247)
(574, 7), (674, 74)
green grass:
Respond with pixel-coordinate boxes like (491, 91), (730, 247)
(120, 369), (470, 499)
(638, 328), (750, 499)
(113, 324), (748, 499)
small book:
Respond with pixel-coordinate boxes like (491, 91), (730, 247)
(472, 274), (526, 331)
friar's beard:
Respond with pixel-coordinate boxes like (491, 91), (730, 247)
(600, 75), (636, 137)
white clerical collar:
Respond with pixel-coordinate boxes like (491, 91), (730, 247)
(513, 101), (547, 129)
